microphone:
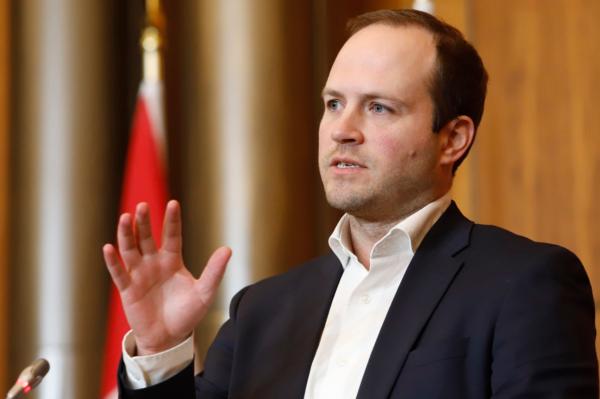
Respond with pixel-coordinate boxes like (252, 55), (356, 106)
(6, 358), (50, 399)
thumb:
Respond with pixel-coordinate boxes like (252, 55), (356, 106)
(195, 246), (232, 305)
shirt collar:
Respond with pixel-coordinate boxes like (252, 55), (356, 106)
(328, 192), (452, 269)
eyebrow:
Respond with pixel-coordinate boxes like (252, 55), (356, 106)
(321, 88), (343, 98)
(321, 87), (408, 108)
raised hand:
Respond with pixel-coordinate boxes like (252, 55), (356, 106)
(103, 200), (231, 356)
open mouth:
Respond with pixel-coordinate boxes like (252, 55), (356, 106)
(336, 162), (361, 169)
(330, 157), (365, 169)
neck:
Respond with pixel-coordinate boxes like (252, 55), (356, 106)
(346, 188), (449, 269)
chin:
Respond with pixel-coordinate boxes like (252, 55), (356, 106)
(325, 193), (371, 214)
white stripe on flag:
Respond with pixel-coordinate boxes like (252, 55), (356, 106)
(103, 387), (118, 399)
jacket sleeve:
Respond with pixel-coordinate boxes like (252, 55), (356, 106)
(117, 287), (249, 399)
(117, 359), (196, 399)
(490, 246), (598, 398)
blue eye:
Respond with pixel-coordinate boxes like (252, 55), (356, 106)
(371, 103), (388, 114)
(327, 99), (341, 111)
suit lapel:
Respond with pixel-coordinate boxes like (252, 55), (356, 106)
(285, 253), (343, 398)
(356, 202), (473, 399)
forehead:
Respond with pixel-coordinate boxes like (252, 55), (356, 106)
(326, 24), (437, 98)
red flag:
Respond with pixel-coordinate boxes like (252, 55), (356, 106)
(100, 80), (168, 398)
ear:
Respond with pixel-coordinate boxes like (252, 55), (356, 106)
(438, 115), (475, 168)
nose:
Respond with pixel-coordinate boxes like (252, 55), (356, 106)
(330, 109), (364, 145)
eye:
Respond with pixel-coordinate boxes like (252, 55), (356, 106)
(370, 102), (390, 114)
(326, 99), (342, 111)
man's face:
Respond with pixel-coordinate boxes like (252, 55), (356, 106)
(319, 24), (445, 221)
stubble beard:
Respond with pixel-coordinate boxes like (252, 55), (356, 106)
(325, 189), (372, 214)
(319, 157), (375, 215)
(323, 179), (386, 219)
(323, 171), (431, 222)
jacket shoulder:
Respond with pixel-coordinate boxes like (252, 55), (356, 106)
(468, 222), (582, 267)
(227, 253), (341, 316)
(247, 253), (340, 297)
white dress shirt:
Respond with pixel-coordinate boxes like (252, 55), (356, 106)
(303, 193), (451, 398)
(122, 330), (194, 388)
(123, 193), (451, 396)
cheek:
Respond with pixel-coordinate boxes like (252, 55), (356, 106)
(371, 131), (437, 167)
(318, 117), (330, 142)
(371, 134), (411, 162)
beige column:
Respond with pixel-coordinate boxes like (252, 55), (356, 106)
(164, 0), (324, 358)
(11, 1), (121, 397)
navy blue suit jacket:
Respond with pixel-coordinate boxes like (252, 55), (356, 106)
(119, 203), (598, 398)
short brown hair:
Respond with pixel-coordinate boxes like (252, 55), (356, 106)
(347, 9), (488, 172)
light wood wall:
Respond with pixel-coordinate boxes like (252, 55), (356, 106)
(457, 0), (600, 339)
(432, 0), (600, 356)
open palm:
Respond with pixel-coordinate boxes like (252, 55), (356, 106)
(103, 200), (231, 355)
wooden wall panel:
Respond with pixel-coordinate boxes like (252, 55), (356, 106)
(468, 0), (600, 344)
(0, 0), (8, 393)
(435, 0), (468, 30)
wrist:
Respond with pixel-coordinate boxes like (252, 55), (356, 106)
(134, 334), (192, 356)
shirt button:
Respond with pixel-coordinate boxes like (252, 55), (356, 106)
(360, 294), (371, 304)
(337, 358), (348, 367)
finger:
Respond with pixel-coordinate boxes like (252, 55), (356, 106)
(161, 200), (182, 254)
(103, 244), (132, 291)
(117, 213), (142, 266)
(195, 246), (232, 305)
(135, 202), (158, 255)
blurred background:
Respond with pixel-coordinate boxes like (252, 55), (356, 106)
(0, 0), (598, 397)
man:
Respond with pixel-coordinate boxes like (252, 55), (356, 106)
(103, 9), (598, 399)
